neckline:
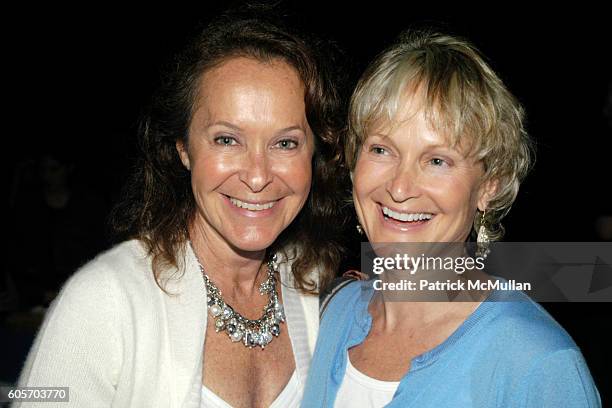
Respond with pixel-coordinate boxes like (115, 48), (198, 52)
(354, 280), (507, 371)
(201, 370), (299, 408)
(191, 245), (312, 407)
(345, 351), (400, 391)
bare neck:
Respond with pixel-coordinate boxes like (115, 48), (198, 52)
(369, 291), (481, 333)
(189, 218), (268, 297)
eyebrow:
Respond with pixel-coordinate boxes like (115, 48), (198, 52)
(207, 122), (306, 135)
(367, 134), (460, 153)
(275, 125), (306, 135)
(207, 121), (243, 131)
(427, 143), (454, 150)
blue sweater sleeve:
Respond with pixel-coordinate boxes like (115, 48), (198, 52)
(518, 348), (601, 408)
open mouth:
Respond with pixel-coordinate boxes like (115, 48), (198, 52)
(228, 196), (278, 211)
(381, 205), (435, 224)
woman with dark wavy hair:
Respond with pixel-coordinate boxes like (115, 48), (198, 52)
(16, 10), (348, 408)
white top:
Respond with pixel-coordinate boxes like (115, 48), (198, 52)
(16, 240), (319, 407)
(200, 370), (300, 408)
(335, 352), (400, 408)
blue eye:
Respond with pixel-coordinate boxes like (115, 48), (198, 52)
(430, 158), (446, 166)
(214, 136), (238, 146)
(276, 139), (298, 150)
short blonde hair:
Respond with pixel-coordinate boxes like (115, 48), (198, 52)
(346, 30), (534, 241)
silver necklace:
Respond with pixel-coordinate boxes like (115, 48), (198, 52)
(192, 245), (285, 349)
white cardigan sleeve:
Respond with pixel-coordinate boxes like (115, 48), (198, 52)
(15, 263), (122, 407)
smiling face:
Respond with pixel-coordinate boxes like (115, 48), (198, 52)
(177, 57), (314, 253)
(353, 92), (495, 244)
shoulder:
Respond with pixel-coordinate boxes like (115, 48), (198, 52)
(467, 291), (597, 397)
(67, 239), (154, 292)
(78, 239), (151, 279)
(320, 279), (367, 322)
(54, 240), (159, 318)
(515, 348), (601, 406)
(482, 293), (602, 406)
(277, 243), (322, 290)
(462, 292), (600, 405)
(16, 242), (152, 401)
(478, 291), (578, 354)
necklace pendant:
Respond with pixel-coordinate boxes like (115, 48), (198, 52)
(214, 318), (225, 332)
(221, 305), (234, 320)
(260, 331), (273, 348)
(230, 329), (243, 342)
(273, 302), (285, 323)
(244, 332), (257, 348)
(209, 304), (222, 317)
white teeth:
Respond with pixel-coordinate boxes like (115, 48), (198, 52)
(382, 207), (433, 222)
(229, 197), (275, 211)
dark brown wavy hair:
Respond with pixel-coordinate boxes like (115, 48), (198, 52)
(111, 9), (350, 294)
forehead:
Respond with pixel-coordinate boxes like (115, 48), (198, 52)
(188, 56), (312, 139)
(197, 57), (304, 102)
(190, 57), (307, 127)
(367, 86), (476, 153)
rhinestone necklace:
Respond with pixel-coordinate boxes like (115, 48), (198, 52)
(191, 244), (285, 349)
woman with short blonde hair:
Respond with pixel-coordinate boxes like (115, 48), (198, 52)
(302, 30), (600, 407)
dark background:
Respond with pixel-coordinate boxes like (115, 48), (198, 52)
(4, 0), (611, 401)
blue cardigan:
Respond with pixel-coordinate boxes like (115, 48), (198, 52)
(302, 280), (601, 407)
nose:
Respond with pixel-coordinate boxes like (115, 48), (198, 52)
(385, 163), (422, 203)
(239, 150), (273, 193)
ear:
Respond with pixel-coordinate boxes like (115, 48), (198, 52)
(175, 139), (191, 171)
(477, 178), (499, 212)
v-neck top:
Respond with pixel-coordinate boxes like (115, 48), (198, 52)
(201, 370), (300, 407)
(17, 240), (320, 407)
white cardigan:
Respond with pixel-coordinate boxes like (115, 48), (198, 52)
(16, 240), (319, 407)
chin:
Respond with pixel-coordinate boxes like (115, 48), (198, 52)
(232, 241), (274, 253)
(228, 229), (279, 253)
(376, 234), (427, 244)
(368, 226), (424, 243)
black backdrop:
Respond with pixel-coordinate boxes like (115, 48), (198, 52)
(6, 0), (611, 400)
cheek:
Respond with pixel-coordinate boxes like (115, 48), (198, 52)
(351, 161), (379, 225)
(296, 162), (313, 193)
(275, 155), (313, 195)
(191, 157), (230, 190)
(428, 175), (479, 214)
(188, 151), (245, 206)
(352, 158), (375, 197)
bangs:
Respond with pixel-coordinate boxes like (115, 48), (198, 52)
(349, 43), (515, 165)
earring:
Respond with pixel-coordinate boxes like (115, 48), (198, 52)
(476, 210), (490, 259)
(356, 224), (364, 235)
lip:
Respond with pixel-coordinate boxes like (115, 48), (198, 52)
(376, 203), (435, 232)
(223, 194), (281, 218)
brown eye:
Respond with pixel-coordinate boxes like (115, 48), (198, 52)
(370, 146), (387, 155)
